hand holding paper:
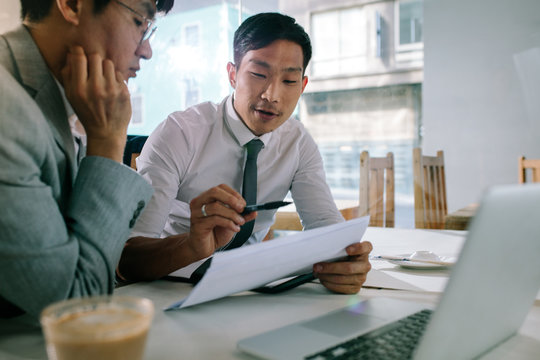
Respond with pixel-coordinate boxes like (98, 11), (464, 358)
(314, 241), (373, 294)
(166, 217), (370, 310)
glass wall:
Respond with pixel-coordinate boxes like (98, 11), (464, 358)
(127, 0), (422, 228)
(127, 0), (279, 135)
(293, 1), (423, 227)
(0, 0), (21, 33)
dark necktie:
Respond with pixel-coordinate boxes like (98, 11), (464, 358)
(190, 139), (264, 283)
(221, 139), (264, 250)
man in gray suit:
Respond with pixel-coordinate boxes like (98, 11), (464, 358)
(0, 0), (186, 322)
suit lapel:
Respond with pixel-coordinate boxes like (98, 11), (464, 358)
(3, 26), (78, 180)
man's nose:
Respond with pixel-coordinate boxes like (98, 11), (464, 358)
(136, 38), (153, 60)
(261, 80), (280, 103)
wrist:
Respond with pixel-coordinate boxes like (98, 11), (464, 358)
(86, 134), (127, 163)
(184, 232), (213, 262)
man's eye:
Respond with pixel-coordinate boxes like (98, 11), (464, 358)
(284, 80), (298, 84)
(251, 72), (266, 79)
(134, 18), (143, 27)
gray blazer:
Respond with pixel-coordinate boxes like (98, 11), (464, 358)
(0, 26), (153, 320)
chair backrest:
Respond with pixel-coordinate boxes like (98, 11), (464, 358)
(123, 135), (148, 170)
(518, 156), (540, 183)
(266, 151), (395, 239)
(413, 148), (448, 229)
(358, 151), (395, 227)
(265, 207), (358, 241)
(265, 151), (395, 239)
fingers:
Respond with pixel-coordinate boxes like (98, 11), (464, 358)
(197, 201), (245, 225)
(189, 184), (255, 237)
(187, 184), (262, 259)
(314, 257), (372, 278)
(61, 46), (86, 102)
(60, 46), (131, 161)
(66, 46), (87, 87)
(346, 241), (373, 257)
(198, 201), (257, 223)
(190, 184), (260, 237)
(187, 185), (251, 259)
(194, 212), (244, 233)
(313, 241), (373, 294)
(316, 267), (370, 294)
(190, 184), (246, 215)
(317, 274), (368, 294)
(102, 58), (117, 86)
(88, 52), (104, 81)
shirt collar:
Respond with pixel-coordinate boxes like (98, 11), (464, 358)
(54, 77), (75, 120)
(224, 93), (272, 147)
(53, 78), (87, 142)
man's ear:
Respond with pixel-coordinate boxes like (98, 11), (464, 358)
(227, 62), (237, 89)
(301, 76), (308, 93)
(56, 0), (83, 25)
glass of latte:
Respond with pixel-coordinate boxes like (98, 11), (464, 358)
(40, 296), (154, 360)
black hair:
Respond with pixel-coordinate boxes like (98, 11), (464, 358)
(20, 0), (174, 23)
(233, 12), (312, 74)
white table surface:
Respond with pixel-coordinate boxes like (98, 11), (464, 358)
(1, 227), (539, 359)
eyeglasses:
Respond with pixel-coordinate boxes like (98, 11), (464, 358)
(113, 0), (157, 45)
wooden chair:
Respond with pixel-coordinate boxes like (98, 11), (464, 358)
(359, 151), (395, 227)
(518, 156), (540, 183)
(265, 150), (395, 239)
(340, 151), (395, 226)
(413, 148), (447, 229)
(264, 212), (301, 240)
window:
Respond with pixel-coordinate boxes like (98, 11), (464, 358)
(130, 93), (144, 125)
(300, 84), (421, 227)
(124, 0), (420, 227)
(127, 1), (279, 136)
(311, 7), (367, 78)
(183, 23), (200, 47)
(395, 0), (424, 65)
(128, 5), (236, 135)
(183, 78), (200, 108)
(399, 0), (423, 47)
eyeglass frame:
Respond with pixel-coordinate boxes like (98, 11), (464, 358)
(112, 0), (157, 45)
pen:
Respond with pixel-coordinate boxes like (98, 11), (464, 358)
(242, 201), (292, 215)
(371, 255), (454, 266)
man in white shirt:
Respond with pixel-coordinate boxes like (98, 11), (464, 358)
(120, 12), (372, 294)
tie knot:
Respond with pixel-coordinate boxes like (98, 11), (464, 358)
(246, 139), (264, 158)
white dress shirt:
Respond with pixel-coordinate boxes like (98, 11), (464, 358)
(131, 95), (343, 244)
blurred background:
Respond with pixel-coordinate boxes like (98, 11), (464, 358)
(2, 0), (539, 228)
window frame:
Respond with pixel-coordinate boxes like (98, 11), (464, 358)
(182, 21), (201, 48)
(394, 0), (424, 54)
(310, 5), (368, 79)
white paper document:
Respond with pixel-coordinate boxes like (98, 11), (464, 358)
(165, 217), (370, 310)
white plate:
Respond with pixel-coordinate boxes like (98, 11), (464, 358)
(387, 253), (456, 269)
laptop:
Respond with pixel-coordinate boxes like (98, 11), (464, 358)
(237, 184), (540, 360)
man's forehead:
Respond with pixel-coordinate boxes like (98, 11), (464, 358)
(248, 59), (303, 73)
(243, 43), (304, 71)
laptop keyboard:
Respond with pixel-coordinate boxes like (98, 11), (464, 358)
(304, 309), (433, 360)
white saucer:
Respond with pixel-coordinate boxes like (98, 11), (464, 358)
(387, 253), (456, 269)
